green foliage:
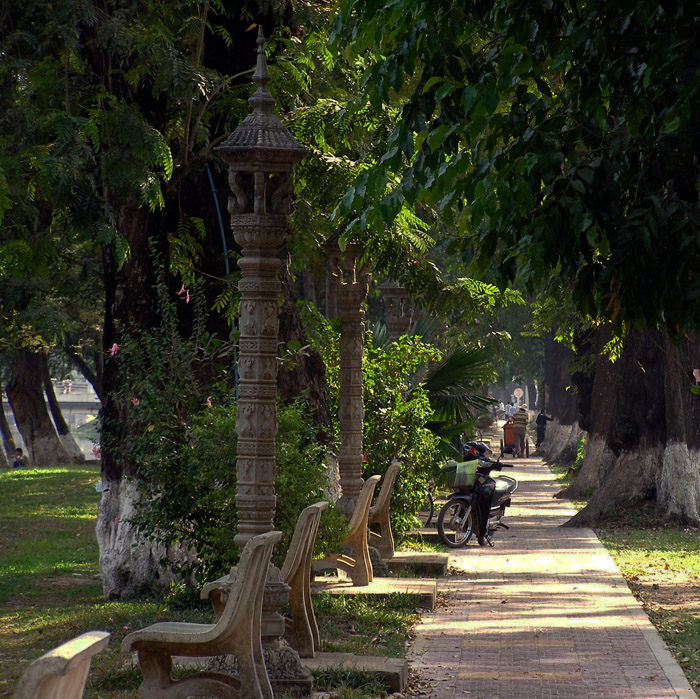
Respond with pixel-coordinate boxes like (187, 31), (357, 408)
(303, 306), (438, 506)
(363, 336), (440, 536)
(331, 0), (700, 336)
(105, 278), (341, 583)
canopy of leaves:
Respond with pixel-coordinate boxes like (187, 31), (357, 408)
(332, 0), (700, 335)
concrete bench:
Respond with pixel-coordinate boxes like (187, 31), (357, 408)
(368, 461), (400, 559)
(313, 474), (381, 586)
(122, 530), (281, 699)
(203, 501), (328, 658)
(14, 630), (110, 699)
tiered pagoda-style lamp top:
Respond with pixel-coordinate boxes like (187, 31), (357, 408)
(215, 26), (307, 166)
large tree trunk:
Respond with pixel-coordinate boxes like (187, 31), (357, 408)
(96, 201), (168, 599)
(656, 333), (700, 523)
(41, 354), (85, 462)
(6, 349), (72, 466)
(537, 332), (584, 463)
(563, 327), (697, 526)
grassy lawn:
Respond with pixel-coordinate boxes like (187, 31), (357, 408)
(0, 464), (420, 698)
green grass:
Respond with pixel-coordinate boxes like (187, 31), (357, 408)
(314, 592), (421, 658)
(0, 465), (422, 698)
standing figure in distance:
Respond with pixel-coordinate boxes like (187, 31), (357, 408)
(535, 409), (554, 449)
(511, 405), (529, 458)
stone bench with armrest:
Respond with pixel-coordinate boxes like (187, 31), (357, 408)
(202, 501), (329, 658)
(122, 530), (281, 699)
(312, 474), (381, 586)
(367, 460), (400, 560)
(14, 630), (110, 699)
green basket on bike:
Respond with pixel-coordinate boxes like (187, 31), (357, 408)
(441, 459), (478, 490)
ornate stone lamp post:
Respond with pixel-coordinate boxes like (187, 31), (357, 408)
(216, 28), (307, 549)
(381, 282), (414, 341)
(215, 27), (311, 695)
(325, 241), (370, 515)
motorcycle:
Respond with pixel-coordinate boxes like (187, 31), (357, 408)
(436, 441), (517, 548)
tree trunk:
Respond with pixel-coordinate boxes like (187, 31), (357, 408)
(62, 334), (104, 401)
(6, 349), (72, 466)
(0, 403), (16, 466)
(537, 332), (584, 463)
(97, 200), (168, 599)
(301, 269), (317, 306)
(656, 333), (700, 523)
(564, 327), (671, 526)
(40, 354), (85, 462)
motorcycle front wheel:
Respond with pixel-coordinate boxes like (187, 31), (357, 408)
(437, 498), (477, 548)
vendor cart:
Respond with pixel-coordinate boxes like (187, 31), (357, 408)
(500, 419), (529, 458)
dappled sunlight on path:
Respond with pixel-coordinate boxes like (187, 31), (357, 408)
(408, 455), (697, 698)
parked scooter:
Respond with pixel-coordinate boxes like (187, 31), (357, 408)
(437, 441), (517, 548)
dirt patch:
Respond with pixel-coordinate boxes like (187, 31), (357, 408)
(626, 569), (700, 615)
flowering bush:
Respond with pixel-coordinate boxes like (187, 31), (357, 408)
(105, 279), (344, 584)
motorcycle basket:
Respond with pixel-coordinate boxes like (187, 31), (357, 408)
(441, 460), (478, 490)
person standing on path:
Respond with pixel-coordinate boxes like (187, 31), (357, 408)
(535, 409), (553, 448)
(511, 405), (528, 457)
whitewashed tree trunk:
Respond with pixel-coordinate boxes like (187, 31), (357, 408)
(657, 442), (700, 525)
(96, 479), (188, 600)
(567, 441), (663, 525)
(565, 328), (700, 526)
(60, 433), (86, 462)
(537, 419), (585, 464)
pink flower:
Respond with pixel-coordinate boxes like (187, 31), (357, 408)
(92, 445), (101, 458)
(131, 397), (140, 406)
(178, 285), (191, 303)
(206, 396), (212, 408)
(109, 343), (119, 356)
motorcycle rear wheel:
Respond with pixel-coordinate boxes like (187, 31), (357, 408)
(437, 498), (477, 548)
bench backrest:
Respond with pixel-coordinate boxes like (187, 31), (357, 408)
(280, 501), (328, 583)
(370, 461), (400, 515)
(346, 475), (382, 535)
(217, 530), (282, 645)
(14, 631), (110, 699)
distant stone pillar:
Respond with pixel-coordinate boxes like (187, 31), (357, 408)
(216, 28), (306, 550)
(381, 283), (413, 341)
(327, 242), (370, 515)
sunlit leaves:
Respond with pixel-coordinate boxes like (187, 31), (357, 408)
(332, 0), (700, 335)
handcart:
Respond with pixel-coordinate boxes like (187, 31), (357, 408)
(500, 419), (529, 458)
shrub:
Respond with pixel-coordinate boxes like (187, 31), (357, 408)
(108, 280), (344, 584)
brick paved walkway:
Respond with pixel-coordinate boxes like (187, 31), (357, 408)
(408, 456), (698, 699)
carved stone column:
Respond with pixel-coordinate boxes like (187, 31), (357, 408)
(381, 282), (414, 341)
(327, 243), (370, 515)
(216, 28), (306, 550)
(215, 27), (311, 696)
